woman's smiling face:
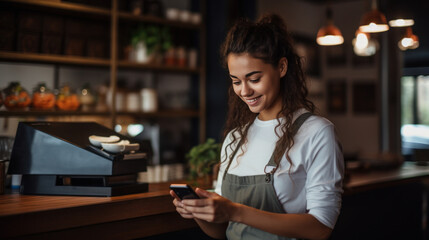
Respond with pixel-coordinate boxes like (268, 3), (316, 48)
(227, 53), (287, 121)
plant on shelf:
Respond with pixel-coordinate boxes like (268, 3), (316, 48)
(186, 138), (221, 186)
(130, 24), (172, 63)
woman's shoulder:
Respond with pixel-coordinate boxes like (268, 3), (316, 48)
(295, 114), (338, 148)
(293, 109), (333, 128)
(301, 113), (335, 136)
(307, 114), (333, 127)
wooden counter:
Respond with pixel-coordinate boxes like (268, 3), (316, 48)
(1, 162), (429, 239)
(0, 182), (198, 240)
(344, 161), (429, 194)
(333, 161), (429, 240)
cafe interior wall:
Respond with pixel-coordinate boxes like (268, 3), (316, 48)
(258, 0), (380, 156)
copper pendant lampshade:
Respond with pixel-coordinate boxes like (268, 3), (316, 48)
(317, 7), (344, 46)
(388, 4), (415, 27)
(359, 0), (389, 33)
(389, 18), (414, 28)
(398, 27), (419, 50)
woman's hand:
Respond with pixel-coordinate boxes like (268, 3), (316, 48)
(170, 190), (195, 219)
(181, 188), (239, 223)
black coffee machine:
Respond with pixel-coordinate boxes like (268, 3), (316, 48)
(7, 122), (149, 196)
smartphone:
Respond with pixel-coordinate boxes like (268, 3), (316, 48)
(170, 184), (200, 200)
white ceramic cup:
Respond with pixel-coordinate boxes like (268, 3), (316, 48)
(115, 91), (125, 111)
(140, 88), (158, 112)
(146, 166), (154, 183)
(161, 165), (169, 182)
(153, 165), (162, 182)
(11, 174), (22, 190)
(191, 13), (201, 24)
(179, 10), (191, 22)
(137, 171), (148, 183)
(188, 48), (198, 68)
(166, 8), (179, 20)
(126, 92), (140, 112)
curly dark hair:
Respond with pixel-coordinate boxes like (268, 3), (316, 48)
(220, 13), (315, 172)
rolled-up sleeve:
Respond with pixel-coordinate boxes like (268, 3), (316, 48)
(305, 124), (344, 229)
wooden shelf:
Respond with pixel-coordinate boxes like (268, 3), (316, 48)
(117, 11), (202, 30)
(117, 109), (200, 118)
(118, 60), (199, 74)
(0, 109), (199, 118)
(0, 51), (110, 67)
(0, 52), (200, 73)
(1, 0), (111, 17)
(2, 0), (203, 29)
(0, 110), (111, 117)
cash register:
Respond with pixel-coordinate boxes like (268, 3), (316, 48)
(7, 122), (149, 196)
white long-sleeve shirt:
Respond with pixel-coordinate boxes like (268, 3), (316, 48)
(215, 110), (344, 229)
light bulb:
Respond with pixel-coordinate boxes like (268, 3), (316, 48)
(353, 37), (378, 56)
(317, 35), (344, 46)
(401, 38), (413, 48)
(355, 33), (369, 49)
(398, 27), (420, 51)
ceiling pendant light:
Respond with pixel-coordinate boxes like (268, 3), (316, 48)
(354, 30), (369, 50)
(398, 27), (419, 51)
(388, 4), (415, 27)
(389, 19), (414, 28)
(359, 0), (389, 33)
(316, 7), (344, 46)
(352, 29), (378, 56)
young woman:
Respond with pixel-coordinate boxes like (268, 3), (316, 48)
(171, 14), (344, 240)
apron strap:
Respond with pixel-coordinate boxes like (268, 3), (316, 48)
(265, 111), (313, 168)
(263, 112), (312, 182)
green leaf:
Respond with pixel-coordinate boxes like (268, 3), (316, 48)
(186, 138), (221, 180)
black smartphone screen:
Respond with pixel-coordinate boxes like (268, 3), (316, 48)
(170, 184), (200, 200)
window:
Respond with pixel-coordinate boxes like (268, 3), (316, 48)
(401, 75), (429, 125)
(417, 76), (429, 124)
(401, 75), (429, 156)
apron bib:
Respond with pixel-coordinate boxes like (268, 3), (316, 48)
(221, 112), (312, 240)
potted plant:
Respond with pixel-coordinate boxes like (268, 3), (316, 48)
(186, 138), (221, 186)
(130, 24), (172, 63)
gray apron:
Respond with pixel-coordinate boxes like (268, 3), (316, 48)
(221, 112), (312, 240)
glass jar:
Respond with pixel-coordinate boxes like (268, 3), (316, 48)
(78, 85), (95, 111)
(56, 85), (80, 111)
(32, 83), (56, 110)
(3, 82), (31, 110)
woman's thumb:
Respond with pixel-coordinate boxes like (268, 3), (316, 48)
(195, 188), (215, 198)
